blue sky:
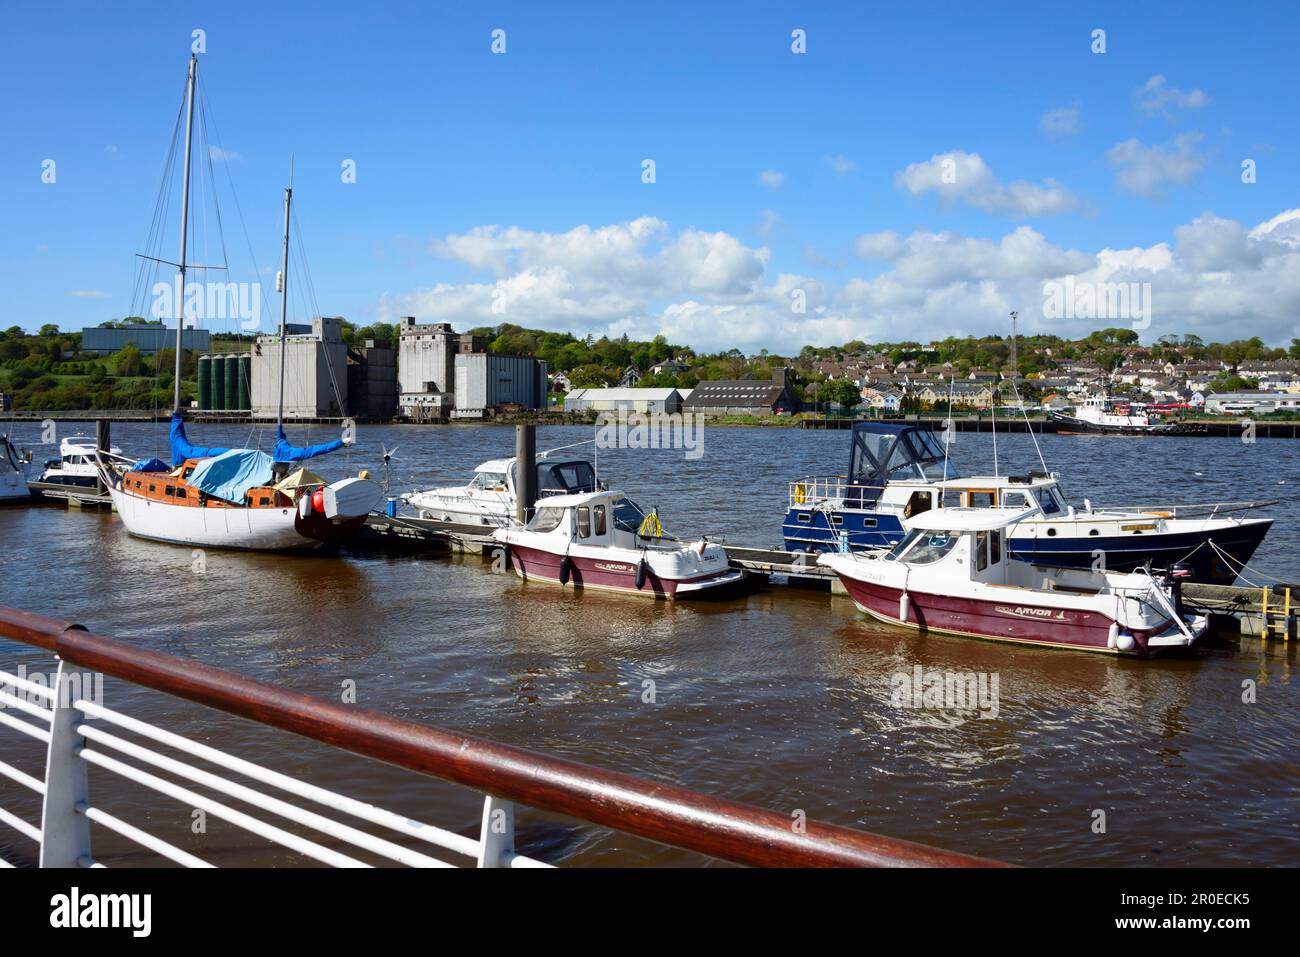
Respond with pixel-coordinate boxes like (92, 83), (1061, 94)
(2, 1), (1298, 351)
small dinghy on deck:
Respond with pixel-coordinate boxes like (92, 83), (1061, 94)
(818, 508), (1208, 658)
(494, 490), (745, 599)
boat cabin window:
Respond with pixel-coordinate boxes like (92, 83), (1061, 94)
(470, 471), (509, 490)
(174, 487), (188, 500)
(903, 491), (932, 519)
(964, 489), (997, 508)
(530, 506), (567, 533)
(976, 531), (988, 571)
(165, 485), (177, 497)
(1002, 491), (1031, 509)
(990, 528), (1002, 564)
(576, 506), (591, 539)
(888, 528), (959, 565)
(593, 504), (607, 536)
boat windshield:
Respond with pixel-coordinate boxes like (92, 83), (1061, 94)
(885, 527), (959, 565)
(1034, 485), (1067, 515)
(611, 497), (646, 533)
(470, 471), (509, 490)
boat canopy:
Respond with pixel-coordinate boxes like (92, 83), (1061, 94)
(847, 423), (956, 502)
(187, 448), (275, 504)
(274, 426), (344, 463)
(169, 413), (231, 467)
(128, 457), (171, 473)
(274, 467), (326, 493)
(534, 459), (599, 496)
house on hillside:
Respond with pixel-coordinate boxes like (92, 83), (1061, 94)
(682, 368), (798, 416)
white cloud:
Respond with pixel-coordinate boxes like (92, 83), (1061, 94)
(208, 146), (242, 162)
(1135, 75), (1209, 117)
(1040, 104), (1080, 135)
(1108, 132), (1205, 197)
(895, 150), (1077, 217)
(381, 210), (1300, 352)
(825, 154), (856, 175)
(758, 169), (785, 189)
(757, 209), (782, 238)
(69, 290), (111, 299)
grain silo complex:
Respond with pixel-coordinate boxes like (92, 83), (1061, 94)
(397, 317), (547, 419)
(250, 317), (349, 418)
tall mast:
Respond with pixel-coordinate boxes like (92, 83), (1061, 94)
(173, 54), (198, 414)
(276, 185), (292, 431)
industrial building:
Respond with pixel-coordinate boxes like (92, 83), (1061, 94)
(452, 352), (549, 419)
(563, 388), (685, 415)
(249, 317), (349, 419)
(347, 340), (397, 419)
(397, 317), (546, 419)
(682, 368), (798, 416)
(82, 324), (211, 356)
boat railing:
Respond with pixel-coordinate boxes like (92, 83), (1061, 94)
(0, 606), (998, 868)
(789, 477), (887, 509)
(1089, 499), (1277, 519)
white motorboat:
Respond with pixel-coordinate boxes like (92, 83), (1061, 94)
(404, 456), (600, 526)
(37, 435), (123, 490)
(494, 489), (745, 598)
(818, 508), (1208, 657)
(0, 435), (32, 503)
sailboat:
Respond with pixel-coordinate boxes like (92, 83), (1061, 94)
(101, 55), (379, 550)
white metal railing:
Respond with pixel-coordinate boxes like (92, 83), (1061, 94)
(789, 477), (887, 509)
(0, 660), (551, 869)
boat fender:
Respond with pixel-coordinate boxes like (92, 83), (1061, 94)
(299, 494), (312, 518)
(1107, 622), (1119, 649)
(899, 592), (910, 622)
(559, 556), (572, 586)
(1115, 631), (1137, 653)
(635, 558), (648, 590)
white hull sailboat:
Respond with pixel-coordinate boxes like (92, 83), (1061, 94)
(102, 55), (379, 550)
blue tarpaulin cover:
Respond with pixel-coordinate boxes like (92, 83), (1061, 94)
(275, 426), (343, 463)
(170, 413), (231, 467)
(128, 457), (171, 473)
(186, 448), (274, 504)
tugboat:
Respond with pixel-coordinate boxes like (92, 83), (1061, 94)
(1048, 394), (1183, 435)
(783, 421), (1272, 584)
(494, 489), (744, 598)
(819, 508), (1209, 657)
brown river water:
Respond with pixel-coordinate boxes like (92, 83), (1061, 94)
(1, 421), (1298, 866)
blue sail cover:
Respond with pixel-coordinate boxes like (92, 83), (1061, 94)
(186, 449), (274, 503)
(128, 457), (171, 473)
(274, 426), (343, 463)
(170, 413), (231, 467)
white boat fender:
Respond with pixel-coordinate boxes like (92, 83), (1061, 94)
(1115, 631), (1137, 652)
(559, 556), (572, 586)
(899, 592), (910, 623)
(635, 558), (648, 590)
(1107, 622), (1119, 649)
(298, 494), (311, 518)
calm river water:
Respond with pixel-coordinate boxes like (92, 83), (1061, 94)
(1, 420), (1298, 866)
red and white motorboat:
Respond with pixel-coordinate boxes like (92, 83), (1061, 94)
(818, 508), (1208, 657)
(494, 490), (745, 599)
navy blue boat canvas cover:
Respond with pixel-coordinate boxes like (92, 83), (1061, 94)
(847, 423), (955, 505)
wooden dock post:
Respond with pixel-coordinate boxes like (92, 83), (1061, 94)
(515, 424), (536, 526)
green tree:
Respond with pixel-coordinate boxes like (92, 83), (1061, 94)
(820, 378), (862, 409)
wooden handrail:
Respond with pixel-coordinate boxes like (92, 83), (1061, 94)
(0, 605), (1004, 868)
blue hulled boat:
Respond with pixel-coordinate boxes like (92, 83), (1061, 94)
(782, 422), (1272, 585)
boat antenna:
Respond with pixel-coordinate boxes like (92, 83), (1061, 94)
(990, 384), (999, 479)
(172, 54), (198, 415)
(275, 169), (293, 435)
(1007, 311), (1049, 474)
